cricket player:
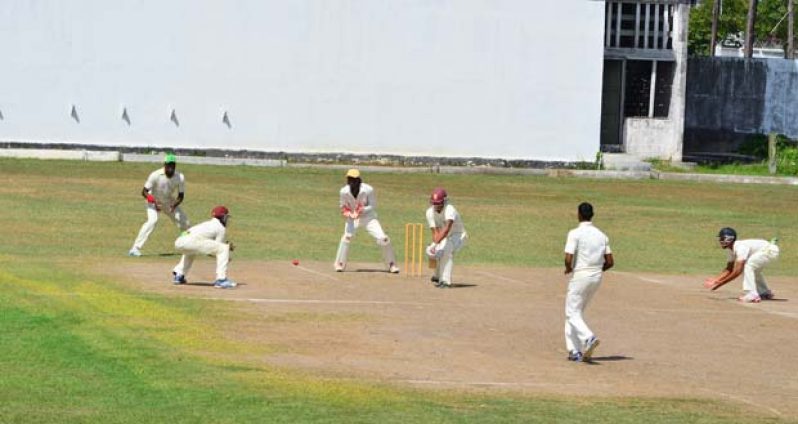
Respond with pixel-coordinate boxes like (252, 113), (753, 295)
(128, 153), (189, 256)
(704, 227), (779, 303)
(563, 202), (613, 362)
(334, 169), (400, 273)
(172, 206), (236, 289)
(425, 188), (467, 288)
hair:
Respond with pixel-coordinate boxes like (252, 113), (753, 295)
(578, 202), (594, 220)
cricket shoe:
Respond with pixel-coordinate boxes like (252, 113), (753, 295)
(214, 278), (237, 289)
(388, 263), (400, 274)
(582, 336), (600, 362)
(437, 281), (451, 289)
(567, 351), (583, 362)
(172, 272), (186, 285)
(738, 292), (761, 303)
(431, 276), (440, 284)
(334, 263), (345, 272)
(128, 248), (142, 257)
(760, 290), (775, 300)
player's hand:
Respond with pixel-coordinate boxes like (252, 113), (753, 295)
(341, 207), (352, 218)
(564, 268), (573, 275)
(703, 278), (717, 289)
(229, 242), (235, 252)
(355, 203), (364, 214)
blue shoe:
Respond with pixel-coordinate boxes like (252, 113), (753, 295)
(568, 351), (583, 362)
(172, 272), (186, 285)
(582, 336), (600, 362)
(214, 278), (237, 289)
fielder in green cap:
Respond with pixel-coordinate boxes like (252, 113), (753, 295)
(128, 153), (190, 256)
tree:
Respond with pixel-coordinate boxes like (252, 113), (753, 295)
(689, 0), (798, 56)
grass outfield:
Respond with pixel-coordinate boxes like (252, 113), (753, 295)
(0, 158), (793, 423)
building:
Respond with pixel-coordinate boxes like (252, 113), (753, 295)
(0, 1), (607, 163)
(600, 0), (693, 161)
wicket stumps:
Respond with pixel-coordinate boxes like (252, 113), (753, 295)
(404, 223), (424, 276)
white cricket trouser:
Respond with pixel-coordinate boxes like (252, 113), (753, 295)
(564, 270), (603, 353)
(334, 215), (397, 269)
(132, 203), (189, 250)
(173, 234), (230, 280)
(742, 244), (779, 295)
(428, 232), (467, 284)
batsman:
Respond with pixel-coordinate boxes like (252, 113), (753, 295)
(425, 188), (468, 288)
(334, 169), (400, 273)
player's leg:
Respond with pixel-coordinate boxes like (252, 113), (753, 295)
(741, 261), (762, 302)
(130, 205), (159, 256)
(334, 220), (357, 271)
(565, 274), (601, 348)
(564, 279), (586, 359)
(364, 218), (399, 273)
(172, 254), (194, 284)
(437, 238), (456, 287)
(171, 205), (190, 231)
(191, 239), (234, 288)
(750, 246), (778, 298)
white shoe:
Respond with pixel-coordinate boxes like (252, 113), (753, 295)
(214, 278), (237, 289)
(738, 292), (761, 303)
(388, 264), (400, 274)
(334, 262), (345, 272)
(128, 248), (142, 257)
(582, 336), (600, 362)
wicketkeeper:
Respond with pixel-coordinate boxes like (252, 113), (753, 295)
(334, 169), (400, 273)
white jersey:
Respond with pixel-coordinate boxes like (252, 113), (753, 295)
(339, 183), (377, 218)
(144, 168), (185, 204)
(564, 222), (611, 273)
(728, 239), (771, 262)
(185, 218), (226, 243)
(426, 204), (466, 235)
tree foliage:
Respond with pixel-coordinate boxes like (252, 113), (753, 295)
(689, 0), (796, 56)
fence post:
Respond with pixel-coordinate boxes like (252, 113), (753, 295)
(768, 133), (777, 175)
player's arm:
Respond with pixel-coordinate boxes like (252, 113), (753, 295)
(564, 253), (574, 274)
(171, 192), (184, 211)
(361, 189), (375, 214)
(705, 261), (743, 290)
(433, 220), (454, 244)
(602, 253), (614, 271)
(141, 187), (159, 210)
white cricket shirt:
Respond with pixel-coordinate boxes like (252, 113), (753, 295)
(339, 183), (377, 218)
(564, 222), (611, 273)
(186, 218), (226, 243)
(426, 204), (466, 235)
(728, 239), (770, 262)
(144, 168), (185, 204)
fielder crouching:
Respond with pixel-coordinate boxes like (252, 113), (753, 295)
(563, 202), (613, 362)
(172, 206), (236, 289)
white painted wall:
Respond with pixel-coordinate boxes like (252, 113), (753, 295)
(0, 0), (605, 161)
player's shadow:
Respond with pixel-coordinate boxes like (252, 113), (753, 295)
(448, 283), (478, 289)
(156, 253), (180, 257)
(185, 282), (216, 287)
(585, 355), (633, 365)
(354, 268), (395, 273)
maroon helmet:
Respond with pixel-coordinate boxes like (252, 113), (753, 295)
(430, 188), (447, 205)
(211, 205), (230, 219)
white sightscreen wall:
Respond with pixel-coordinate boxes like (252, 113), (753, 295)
(0, 1), (605, 161)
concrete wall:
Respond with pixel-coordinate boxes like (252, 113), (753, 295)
(0, 0), (606, 162)
(624, 118), (676, 158)
(684, 57), (798, 153)
(622, 4), (689, 161)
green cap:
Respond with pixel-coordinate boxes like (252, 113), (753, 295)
(164, 153), (177, 164)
